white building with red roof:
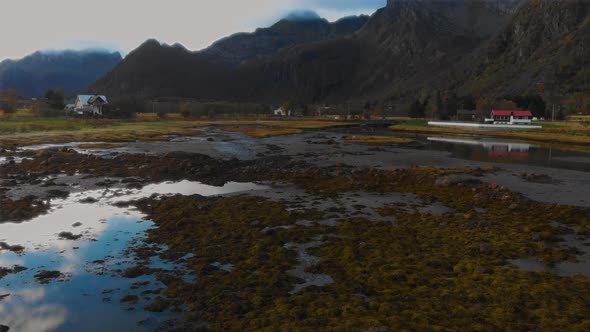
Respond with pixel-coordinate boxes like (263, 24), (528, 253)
(485, 110), (533, 125)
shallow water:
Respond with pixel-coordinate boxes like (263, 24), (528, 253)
(335, 127), (590, 172)
(0, 180), (268, 331)
(0, 156), (26, 165)
(508, 233), (590, 277)
(424, 136), (590, 172)
(20, 142), (127, 157)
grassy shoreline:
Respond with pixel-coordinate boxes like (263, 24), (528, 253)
(344, 135), (414, 144)
(390, 120), (590, 148)
(0, 118), (358, 146)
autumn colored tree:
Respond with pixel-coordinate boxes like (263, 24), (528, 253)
(0, 89), (17, 113)
(476, 96), (494, 118)
(281, 101), (291, 113)
(180, 102), (191, 118)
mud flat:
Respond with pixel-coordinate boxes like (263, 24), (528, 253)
(1, 126), (590, 331)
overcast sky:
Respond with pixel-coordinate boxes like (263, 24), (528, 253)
(0, 0), (385, 61)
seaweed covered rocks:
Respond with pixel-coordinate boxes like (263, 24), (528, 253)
(122, 165), (590, 331)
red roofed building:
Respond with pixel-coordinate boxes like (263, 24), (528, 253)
(485, 110), (533, 125)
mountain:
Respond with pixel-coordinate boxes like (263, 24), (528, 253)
(0, 50), (122, 97)
(187, 14), (368, 66)
(95, 40), (235, 99)
(90, 0), (590, 110)
(283, 10), (322, 21)
(91, 13), (369, 98)
(460, 0), (590, 98)
(238, 0), (519, 102)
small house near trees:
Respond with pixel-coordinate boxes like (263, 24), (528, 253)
(73, 95), (108, 116)
(485, 110), (533, 125)
(273, 106), (290, 116)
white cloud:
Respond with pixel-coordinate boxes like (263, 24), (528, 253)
(0, 0), (382, 60)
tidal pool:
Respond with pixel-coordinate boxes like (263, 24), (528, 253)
(0, 180), (268, 331)
(425, 136), (590, 172)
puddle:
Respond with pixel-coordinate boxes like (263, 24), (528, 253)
(508, 222), (590, 277)
(0, 156), (26, 165)
(284, 237), (334, 294)
(423, 136), (590, 172)
(0, 180), (268, 331)
(20, 142), (127, 157)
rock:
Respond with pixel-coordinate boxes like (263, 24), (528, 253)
(36, 150), (52, 158)
(480, 243), (493, 255)
(79, 197), (99, 204)
(46, 189), (69, 199)
(0, 325), (9, 332)
(58, 232), (82, 240)
(368, 328), (392, 332)
(473, 193), (486, 201)
(508, 203), (518, 210)
(72, 222), (83, 227)
(156, 272), (181, 286)
(0, 242), (25, 253)
(144, 297), (171, 312)
(260, 227), (274, 235)
(34, 270), (64, 284)
(121, 266), (153, 278)
(435, 175), (481, 187)
(119, 294), (139, 304)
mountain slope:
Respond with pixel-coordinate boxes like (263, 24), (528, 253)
(90, 0), (590, 109)
(460, 0), (590, 98)
(240, 0), (516, 102)
(201, 14), (369, 66)
(90, 13), (369, 99)
(0, 50), (121, 97)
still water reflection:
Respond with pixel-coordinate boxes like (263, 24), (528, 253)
(0, 181), (268, 331)
(425, 136), (590, 172)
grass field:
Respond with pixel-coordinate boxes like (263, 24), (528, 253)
(344, 135), (414, 144)
(0, 117), (358, 146)
(222, 120), (357, 138)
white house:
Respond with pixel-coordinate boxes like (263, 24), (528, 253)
(74, 95), (108, 116)
(484, 110), (533, 125)
(273, 106), (291, 116)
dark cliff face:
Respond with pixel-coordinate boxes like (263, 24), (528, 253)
(487, 0), (590, 61)
(91, 14), (369, 99)
(461, 0), (590, 96)
(90, 0), (590, 106)
(242, 0), (489, 102)
(0, 50), (121, 97)
(201, 15), (369, 66)
(90, 40), (234, 99)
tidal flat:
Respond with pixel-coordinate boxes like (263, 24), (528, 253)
(1, 124), (590, 331)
